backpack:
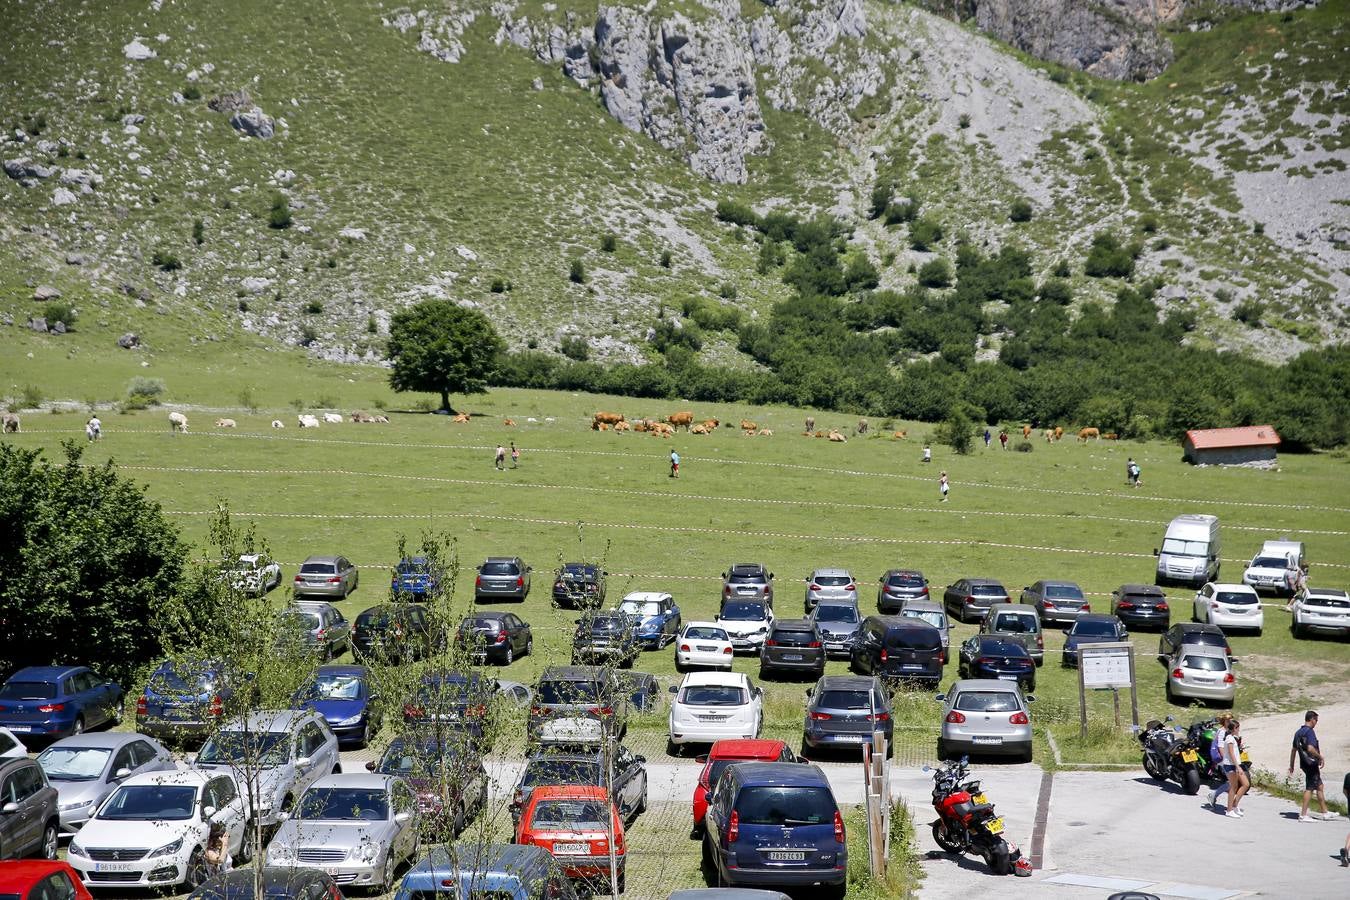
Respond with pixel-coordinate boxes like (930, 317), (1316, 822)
(1209, 733), (1223, 764)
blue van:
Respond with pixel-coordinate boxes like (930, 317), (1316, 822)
(701, 762), (847, 895)
(395, 843), (577, 900)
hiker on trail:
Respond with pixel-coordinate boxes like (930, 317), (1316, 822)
(1290, 710), (1336, 822)
(939, 471), (949, 502)
(999, 430), (1008, 450)
(86, 415), (101, 441)
(494, 444), (506, 471)
(510, 442), (520, 469)
(669, 449), (680, 479)
(983, 428), (991, 449)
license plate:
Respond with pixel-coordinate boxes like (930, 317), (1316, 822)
(986, 817), (1004, 835)
(973, 736), (1002, 745)
(323, 867), (344, 877)
(554, 843), (588, 855)
(697, 645), (718, 652)
(698, 715), (727, 722)
(94, 863), (136, 873)
(767, 851), (805, 861)
(782, 654), (803, 661)
(1181, 749), (1199, 763)
(972, 793), (988, 804)
(6, 725), (29, 733)
(998, 675), (1018, 681)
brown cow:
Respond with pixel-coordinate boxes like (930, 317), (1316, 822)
(452, 413), (471, 423)
(592, 411), (625, 429)
(1103, 432), (1119, 441)
(856, 418), (869, 435)
(350, 411), (375, 423)
(1078, 427), (1100, 442)
(667, 411), (694, 431)
(804, 416), (815, 434)
(1054, 426), (1064, 441)
(596, 422), (610, 432)
(700, 419), (719, 431)
(690, 424), (709, 435)
(740, 419), (757, 433)
(631, 419), (650, 433)
(613, 420), (632, 432)
(892, 431), (907, 440)
(503, 418), (516, 427)
(828, 430), (847, 442)
(814, 431), (826, 438)
(1022, 424), (1032, 439)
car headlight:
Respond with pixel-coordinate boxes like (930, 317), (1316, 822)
(355, 842), (379, 863)
(69, 841), (88, 858)
(149, 837), (184, 859)
(60, 799), (92, 812)
(269, 844), (296, 862)
(335, 713), (364, 726)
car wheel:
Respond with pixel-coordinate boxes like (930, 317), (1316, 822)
(360, 719), (373, 748)
(72, 716), (84, 736)
(238, 826), (255, 863)
(525, 638), (534, 657)
(936, 739), (947, 761)
(40, 821), (57, 860)
(667, 739), (681, 757)
(453, 801), (466, 836)
(381, 852), (396, 890)
(185, 848), (207, 890)
(1165, 681), (1175, 703)
(636, 780), (648, 815)
(111, 698), (124, 725)
(504, 647), (514, 666)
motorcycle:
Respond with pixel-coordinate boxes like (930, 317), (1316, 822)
(926, 758), (1033, 877)
(1139, 717), (1202, 795)
(1187, 718), (1252, 782)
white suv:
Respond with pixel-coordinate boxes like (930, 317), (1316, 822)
(668, 672), (762, 752)
(1292, 588), (1350, 638)
(195, 710), (339, 826)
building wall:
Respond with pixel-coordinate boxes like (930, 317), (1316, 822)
(1185, 445), (1278, 466)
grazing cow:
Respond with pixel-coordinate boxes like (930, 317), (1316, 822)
(667, 411), (694, 431)
(814, 431), (826, 438)
(892, 431), (907, 440)
(322, 413), (343, 424)
(757, 429), (774, 437)
(168, 412), (188, 433)
(804, 416), (815, 434)
(690, 424), (709, 435)
(740, 419), (757, 433)
(614, 420), (632, 432)
(214, 418), (237, 428)
(452, 413), (471, 423)
(592, 411), (626, 429)
(1078, 427), (1100, 442)
(271, 420), (285, 429)
(596, 422), (610, 431)
(700, 419), (719, 431)
(828, 430), (846, 442)
(1022, 424), (1032, 439)
(350, 411), (375, 423)
(631, 419), (651, 433)
(298, 414), (320, 428)
(1104, 432), (1120, 441)
(2, 413), (19, 433)
(856, 418), (869, 435)
(652, 422), (674, 436)
(372, 416), (390, 424)
(1044, 429), (1054, 443)
(503, 418), (516, 427)
(1054, 426), (1064, 441)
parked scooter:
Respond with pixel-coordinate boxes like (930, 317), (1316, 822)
(926, 758), (1033, 877)
(1139, 717), (1202, 795)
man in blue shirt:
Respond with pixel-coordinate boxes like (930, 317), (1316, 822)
(669, 449), (679, 479)
(1288, 710), (1335, 822)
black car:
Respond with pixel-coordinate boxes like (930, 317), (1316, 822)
(957, 636), (1036, 691)
(509, 744), (648, 825)
(943, 578), (1011, 623)
(1111, 583), (1171, 630)
(877, 569), (929, 613)
(802, 675), (893, 758)
(456, 612), (533, 665)
(352, 603), (441, 663)
(759, 619), (826, 679)
(552, 563), (607, 609)
(1061, 614), (1129, 668)
(849, 616), (944, 687)
(403, 671), (498, 748)
(571, 612), (640, 668)
(188, 868), (343, 900)
(1158, 623), (1232, 660)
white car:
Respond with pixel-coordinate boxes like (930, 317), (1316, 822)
(675, 622), (734, 671)
(1292, 588), (1350, 638)
(715, 600), (774, 652)
(668, 672), (763, 750)
(1193, 583), (1264, 634)
(67, 768), (248, 890)
(0, 727), (26, 759)
(224, 553), (283, 596)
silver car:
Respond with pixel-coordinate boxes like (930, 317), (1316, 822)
(936, 679), (1034, 762)
(475, 557), (532, 602)
(293, 555), (359, 599)
(1165, 644), (1235, 707)
(807, 600), (862, 657)
(267, 773), (420, 890)
(804, 568), (858, 612)
(278, 601), (352, 660)
(897, 600), (951, 664)
(36, 732), (176, 835)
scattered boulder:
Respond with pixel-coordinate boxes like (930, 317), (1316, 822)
(339, 226), (367, 241)
(117, 332), (141, 350)
(28, 317), (47, 332)
(51, 321), (67, 335)
(229, 107), (275, 139)
(65, 252), (88, 266)
(208, 89), (253, 113)
(122, 113), (145, 126)
(59, 169), (103, 188)
(32, 285), (61, 301)
(51, 187), (77, 206)
(122, 38), (156, 60)
(240, 276), (272, 294)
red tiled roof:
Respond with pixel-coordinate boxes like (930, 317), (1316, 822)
(1184, 426), (1281, 450)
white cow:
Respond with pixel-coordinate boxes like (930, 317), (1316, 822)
(271, 420), (285, 429)
(322, 412), (343, 424)
(168, 412), (188, 433)
(298, 414), (320, 428)
(214, 418), (237, 428)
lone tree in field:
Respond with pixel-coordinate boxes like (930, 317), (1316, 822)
(386, 301), (505, 413)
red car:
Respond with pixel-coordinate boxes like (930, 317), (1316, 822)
(0, 862), (93, 900)
(690, 738), (796, 834)
(515, 785), (625, 892)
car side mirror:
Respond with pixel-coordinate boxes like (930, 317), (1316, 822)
(0, 802), (18, 814)
(1153, 548), (1160, 556)
(201, 805), (216, 819)
(703, 790), (713, 804)
(769, 573), (775, 580)
(1062, 629), (1071, 636)
(114, 767), (132, 780)
(394, 811), (412, 823)
(296, 756), (312, 768)
(668, 685), (678, 694)
(934, 694), (945, 702)
(1026, 694), (1036, 703)
(365, 761), (377, 772)
(276, 810), (290, 822)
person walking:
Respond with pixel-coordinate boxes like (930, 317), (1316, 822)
(494, 444), (506, 471)
(998, 430), (1008, 450)
(1290, 710), (1336, 821)
(510, 442), (520, 469)
(86, 415), (101, 442)
(1126, 457), (1141, 488)
(939, 471), (949, 502)
(1222, 719), (1250, 818)
(983, 428), (991, 449)
(669, 449), (680, 479)
(922, 444), (932, 464)
(1206, 713), (1235, 810)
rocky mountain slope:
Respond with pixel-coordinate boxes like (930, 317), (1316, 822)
(0, 0), (1345, 383)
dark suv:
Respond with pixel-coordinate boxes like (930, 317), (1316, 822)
(722, 563), (775, 606)
(528, 666), (627, 748)
(403, 671), (499, 748)
(552, 563), (607, 609)
(571, 612), (640, 668)
(802, 675), (892, 758)
(1111, 584), (1170, 630)
(759, 620), (826, 679)
(476, 557), (531, 602)
(135, 659), (254, 745)
(352, 603), (441, 663)
(877, 569), (929, 613)
(849, 616), (943, 688)
(943, 578), (1011, 623)
(0, 758), (59, 860)
(702, 761), (847, 895)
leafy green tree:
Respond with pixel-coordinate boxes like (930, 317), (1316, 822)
(918, 258), (952, 288)
(935, 405), (976, 454)
(387, 301), (505, 412)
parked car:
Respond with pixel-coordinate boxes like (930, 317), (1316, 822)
(393, 844), (577, 900)
(365, 733), (487, 838)
(942, 578), (1011, 624)
(615, 592), (682, 649)
(716, 600), (775, 653)
(978, 603), (1045, 665)
(1061, 615), (1129, 668)
(676, 622), (734, 671)
(293, 556), (359, 599)
(668, 673), (763, 751)
(1241, 540), (1304, 596)
(1111, 584), (1171, 630)
(895, 600), (950, 664)
(669, 892), (788, 900)
(803, 568), (857, 613)
(528, 667), (627, 748)
(1164, 644), (1235, 707)
(0, 667), (122, 746)
(571, 612), (640, 668)
(759, 620), (826, 679)
(276, 601), (351, 660)
(390, 556), (444, 599)
(936, 679), (1034, 762)
(195, 710), (340, 828)
(1019, 580), (1090, 625)
(0, 728), (26, 760)
(689, 739), (795, 836)
(36, 733), (175, 836)
(515, 786), (625, 892)
(402, 673), (498, 748)
(701, 762), (846, 894)
(957, 636), (1036, 690)
(876, 569), (929, 613)
(186, 868), (342, 900)
(395, 844), (576, 900)
(722, 563), (775, 606)
(1158, 623), (1232, 660)
(1291, 588), (1350, 639)
(807, 600), (863, 658)
(849, 616), (943, 688)
(352, 604), (440, 664)
(1193, 583), (1264, 634)
(135, 659), (253, 745)
(290, 665), (382, 748)
(66, 768), (245, 889)
(1154, 513), (1222, 589)
(0, 759), (58, 861)
(0, 861), (91, 900)
(802, 676), (892, 757)
(456, 612), (533, 665)
(265, 774), (419, 891)
(475, 557), (531, 602)
(616, 672), (661, 714)
(509, 745), (647, 826)
(552, 563), (606, 609)
(223, 554), (282, 597)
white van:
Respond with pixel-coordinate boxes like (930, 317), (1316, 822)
(1242, 540), (1307, 595)
(1155, 514), (1221, 588)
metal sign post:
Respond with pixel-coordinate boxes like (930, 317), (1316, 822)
(1077, 642), (1138, 739)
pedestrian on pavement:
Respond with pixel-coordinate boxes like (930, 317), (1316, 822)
(86, 415), (101, 441)
(1290, 710), (1336, 821)
(999, 430), (1008, 450)
(510, 442), (520, 469)
(1223, 719), (1249, 818)
(1341, 772), (1349, 865)
(1207, 713), (1234, 810)
(939, 471), (949, 502)
(983, 428), (991, 449)
(922, 444), (932, 464)
(669, 449), (680, 479)
(494, 444), (506, 471)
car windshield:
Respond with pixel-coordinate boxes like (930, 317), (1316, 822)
(900, 609), (943, 630)
(300, 563), (337, 574)
(992, 614), (1036, 633)
(99, 784), (198, 821)
(727, 570), (765, 584)
(480, 562), (519, 576)
(586, 617), (625, 632)
(279, 611), (321, 631)
(462, 618), (502, 632)
(531, 799), (606, 829)
(417, 679), (478, 703)
(397, 560), (431, 574)
(886, 573), (925, 587)
(1307, 593), (1350, 609)
(1183, 655), (1228, 672)
(198, 731), (290, 767)
(561, 565), (596, 579)
(954, 691), (1021, 713)
(818, 690), (876, 710)
(619, 600), (662, 617)
(816, 605), (859, 624)
(1250, 556), (1288, 568)
(971, 584), (1007, 596)
(1044, 584), (1084, 599)
(375, 742), (464, 777)
(537, 680), (599, 705)
(0, 680), (56, 700)
(720, 602), (766, 621)
(295, 787), (388, 821)
(1072, 621), (1118, 638)
(680, 685), (746, 706)
(1216, 592), (1258, 605)
(1182, 631), (1228, 648)
(356, 610), (393, 629)
(149, 666), (215, 693)
(1162, 538), (1207, 557)
(814, 575), (852, 587)
(684, 626), (728, 640)
(888, 628), (940, 651)
(38, 746), (111, 781)
(522, 760), (601, 787)
(736, 786), (836, 826)
(298, 673), (363, 701)
(235, 558), (262, 571)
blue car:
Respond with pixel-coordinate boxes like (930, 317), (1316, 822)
(392, 556), (444, 598)
(616, 591), (682, 649)
(396, 843), (577, 900)
(291, 664), (382, 747)
(0, 666), (122, 745)
(702, 761), (847, 895)
(135, 659), (252, 743)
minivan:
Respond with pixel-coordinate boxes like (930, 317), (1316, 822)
(849, 616), (943, 688)
(1155, 514), (1221, 588)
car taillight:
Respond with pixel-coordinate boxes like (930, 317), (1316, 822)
(833, 810), (846, 843)
(1036, 634), (1044, 647)
(293, 575), (303, 582)
(1042, 599), (1056, 609)
(1171, 669), (1184, 679)
(976, 657), (995, 667)
(494, 633), (507, 644)
(467, 704), (486, 717)
(1223, 673), (1235, 684)
(1157, 602), (1169, 612)
(1118, 601), (1134, 609)
(516, 577), (524, 587)
(328, 577), (342, 584)
(871, 712), (890, 721)
(880, 648), (888, 663)
(475, 575), (482, 587)
(764, 638), (777, 647)
(588, 837), (608, 855)
(723, 647), (733, 654)
(724, 585), (732, 596)
(1210, 602), (1220, 610)
(844, 584), (855, 591)
(680, 644), (691, 652)
(209, 695), (223, 717)
(37, 703), (65, 713)
(809, 584), (821, 591)
(136, 695), (147, 716)
(1082, 603), (1091, 612)
(965, 595), (974, 604)
(1010, 712), (1030, 725)
(316, 628), (328, 639)
(810, 711), (832, 721)
(727, 810), (739, 843)
(590, 706), (613, 717)
(807, 641), (822, 648)
(530, 706), (546, 717)
(945, 711), (966, 724)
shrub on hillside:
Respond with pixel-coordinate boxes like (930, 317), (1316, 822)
(268, 192), (292, 229)
(43, 302), (77, 328)
(569, 259), (586, 284)
(490, 277), (508, 293)
(1084, 232), (1134, 278)
(718, 281), (738, 300)
(1009, 198), (1033, 222)
(304, 300), (323, 314)
(935, 407), (975, 454)
(192, 218), (205, 245)
(715, 199), (759, 228)
(756, 239), (785, 274)
(559, 335), (590, 361)
(917, 258), (952, 288)
(884, 199), (919, 225)
(869, 178), (894, 220)
(152, 248), (182, 271)
(1232, 298), (1265, 325)
(600, 233), (617, 253)
(909, 217), (944, 252)
(183, 84), (202, 101)
(659, 249), (673, 268)
(1039, 278), (1073, 305)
